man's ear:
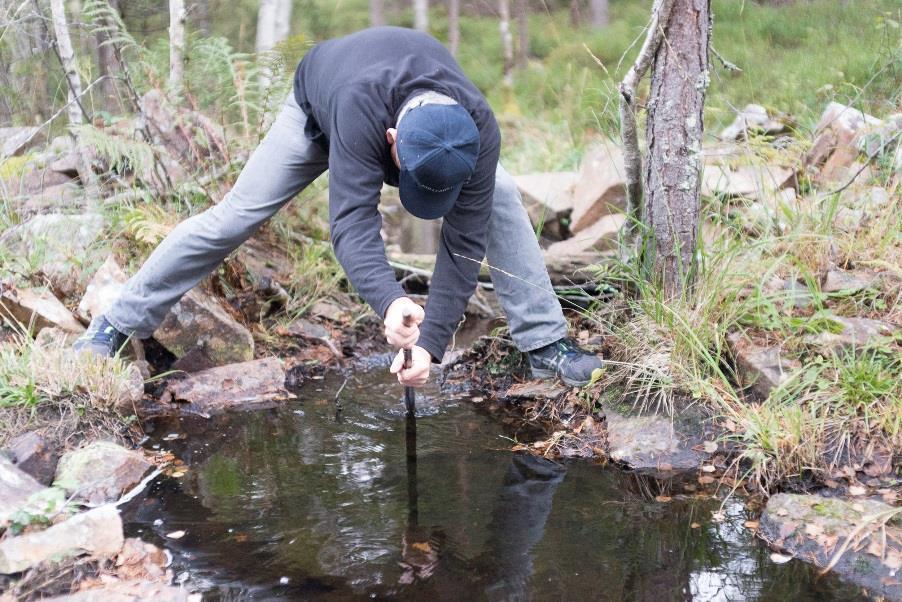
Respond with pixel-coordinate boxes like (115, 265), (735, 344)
(386, 128), (397, 145)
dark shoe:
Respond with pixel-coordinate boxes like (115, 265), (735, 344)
(73, 315), (129, 358)
(528, 338), (604, 387)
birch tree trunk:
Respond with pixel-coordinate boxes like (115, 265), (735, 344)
(413, 0), (429, 32)
(515, 0), (528, 67)
(589, 0), (608, 29)
(168, 0), (186, 98)
(643, 0), (710, 296)
(256, 0), (279, 55)
(448, 0), (460, 56)
(498, 0), (514, 88)
(370, 0), (385, 26)
(275, 0), (292, 43)
(49, 0), (84, 126)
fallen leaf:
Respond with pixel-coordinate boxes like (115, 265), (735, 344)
(655, 495), (672, 503)
(701, 465), (716, 473)
(703, 441), (718, 454)
(698, 476), (716, 485)
(511, 444), (527, 452)
(166, 530), (185, 539)
(533, 440), (548, 449)
(824, 479), (840, 489)
(744, 520), (759, 530)
(690, 522), (701, 529)
(849, 485), (867, 496)
(770, 552), (793, 564)
(171, 471), (186, 478)
(163, 433), (180, 441)
(711, 511), (726, 522)
(411, 542), (432, 554)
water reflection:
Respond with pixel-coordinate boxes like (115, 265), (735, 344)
(124, 372), (860, 600)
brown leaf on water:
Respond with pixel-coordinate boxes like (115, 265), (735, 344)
(511, 444), (528, 452)
(411, 542), (432, 554)
(690, 522), (701, 529)
(698, 476), (716, 485)
(655, 495), (672, 503)
(701, 465), (716, 473)
(744, 520), (759, 530)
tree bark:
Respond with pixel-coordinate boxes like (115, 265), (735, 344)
(498, 0), (514, 88)
(275, 0), (292, 42)
(643, 0), (710, 297)
(371, 0), (385, 26)
(168, 0), (186, 98)
(256, 0), (279, 54)
(413, 0), (429, 32)
(49, 0), (84, 126)
(95, 0), (122, 112)
(515, 0), (528, 67)
(447, 0), (460, 56)
(589, 0), (608, 29)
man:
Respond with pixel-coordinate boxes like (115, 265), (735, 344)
(75, 27), (603, 387)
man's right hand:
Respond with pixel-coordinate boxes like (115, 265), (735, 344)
(384, 297), (424, 349)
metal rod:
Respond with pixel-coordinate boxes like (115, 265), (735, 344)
(401, 308), (416, 415)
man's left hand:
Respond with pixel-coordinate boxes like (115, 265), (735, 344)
(389, 345), (432, 387)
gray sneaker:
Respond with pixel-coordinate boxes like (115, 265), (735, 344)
(73, 315), (129, 358)
(528, 338), (604, 387)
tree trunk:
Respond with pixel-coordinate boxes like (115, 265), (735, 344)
(275, 0), (292, 42)
(643, 0), (710, 297)
(195, 0), (211, 34)
(515, 0), (528, 67)
(370, 0), (385, 26)
(49, 0), (84, 126)
(168, 0), (186, 98)
(256, 0), (279, 54)
(498, 0), (514, 88)
(95, 0), (122, 112)
(413, 0), (429, 32)
(569, 0), (581, 28)
(589, 0), (608, 29)
(447, 0), (460, 56)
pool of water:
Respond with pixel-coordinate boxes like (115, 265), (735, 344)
(123, 370), (862, 600)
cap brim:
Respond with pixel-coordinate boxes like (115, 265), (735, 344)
(399, 169), (462, 220)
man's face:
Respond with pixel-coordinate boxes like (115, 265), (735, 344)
(386, 128), (401, 168)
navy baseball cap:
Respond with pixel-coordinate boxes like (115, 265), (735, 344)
(397, 103), (480, 220)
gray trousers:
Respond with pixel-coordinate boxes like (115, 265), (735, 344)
(107, 95), (567, 353)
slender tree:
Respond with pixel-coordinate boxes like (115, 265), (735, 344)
(413, 0), (429, 32)
(448, 0), (460, 56)
(619, 0), (710, 296)
(371, 0), (385, 26)
(275, 0), (292, 42)
(589, 0), (608, 29)
(95, 0), (121, 111)
(168, 0), (186, 98)
(498, 0), (514, 87)
(256, 0), (292, 89)
(49, 0), (84, 126)
(515, 0), (528, 67)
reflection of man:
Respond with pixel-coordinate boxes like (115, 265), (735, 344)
(75, 27), (603, 387)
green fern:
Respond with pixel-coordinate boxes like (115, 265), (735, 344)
(70, 124), (155, 177)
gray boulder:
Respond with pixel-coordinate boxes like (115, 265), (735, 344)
(54, 441), (152, 505)
(4, 431), (59, 486)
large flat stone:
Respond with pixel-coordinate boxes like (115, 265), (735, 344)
(759, 493), (901, 600)
(701, 164), (795, 201)
(76, 255), (129, 322)
(0, 286), (85, 334)
(570, 144), (627, 233)
(513, 171), (578, 239)
(0, 455), (45, 525)
(605, 411), (704, 472)
(154, 288), (254, 366)
(158, 357), (290, 415)
(44, 580), (196, 602)
(0, 126), (44, 157)
(805, 316), (896, 353)
(54, 441), (153, 505)
(4, 431), (59, 486)
(806, 102), (882, 183)
(544, 213), (625, 256)
(0, 505), (124, 574)
(719, 104), (787, 141)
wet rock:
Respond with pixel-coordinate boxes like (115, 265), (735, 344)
(805, 317), (895, 353)
(821, 268), (880, 294)
(759, 493), (901, 600)
(275, 318), (342, 358)
(157, 357), (290, 415)
(605, 410), (704, 472)
(48, 151), (80, 178)
(20, 182), (83, 215)
(806, 102), (882, 183)
(1, 165), (74, 198)
(0, 455), (45, 525)
(719, 104), (788, 141)
(310, 299), (350, 323)
(4, 431), (58, 486)
(114, 538), (171, 582)
(0, 213), (105, 294)
(54, 441), (152, 505)
(727, 332), (800, 399)
(701, 164), (795, 201)
(513, 171), (578, 239)
(45, 579), (196, 602)
(154, 288), (254, 366)
(504, 380), (568, 401)
(570, 143), (627, 233)
(0, 126), (44, 157)
(544, 213), (625, 255)
(0, 505), (124, 574)
(0, 286), (85, 334)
